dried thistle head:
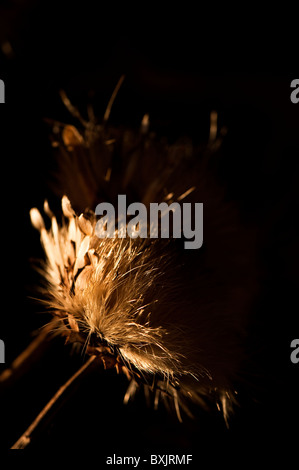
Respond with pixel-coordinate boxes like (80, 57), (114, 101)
(30, 197), (183, 379)
(27, 91), (257, 424)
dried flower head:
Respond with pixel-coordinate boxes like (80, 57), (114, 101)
(27, 86), (257, 426)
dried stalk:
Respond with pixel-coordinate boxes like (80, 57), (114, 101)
(11, 355), (96, 449)
(103, 75), (125, 122)
(0, 321), (55, 390)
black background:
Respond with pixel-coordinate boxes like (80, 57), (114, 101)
(0, 0), (298, 463)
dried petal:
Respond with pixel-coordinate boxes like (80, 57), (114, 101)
(61, 195), (75, 218)
(73, 235), (90, 275)
(68, 314), (79, 332)
(30, 208), (45, 232)
(62, 125), (84, 148)
(43, 200), (54, 219)
(78, 214), (93, 236)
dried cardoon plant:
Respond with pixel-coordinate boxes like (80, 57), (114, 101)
(7, 78), (257, 448)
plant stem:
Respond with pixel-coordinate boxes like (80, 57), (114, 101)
(0, 322), (54, 390)
(11, 355), (96, 449)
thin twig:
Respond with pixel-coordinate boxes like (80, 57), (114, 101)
(59, 90), (89, 128)
(103, 75), (125, 122)
(0, 322), (54, 390)
(11, 355), (96, 449)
